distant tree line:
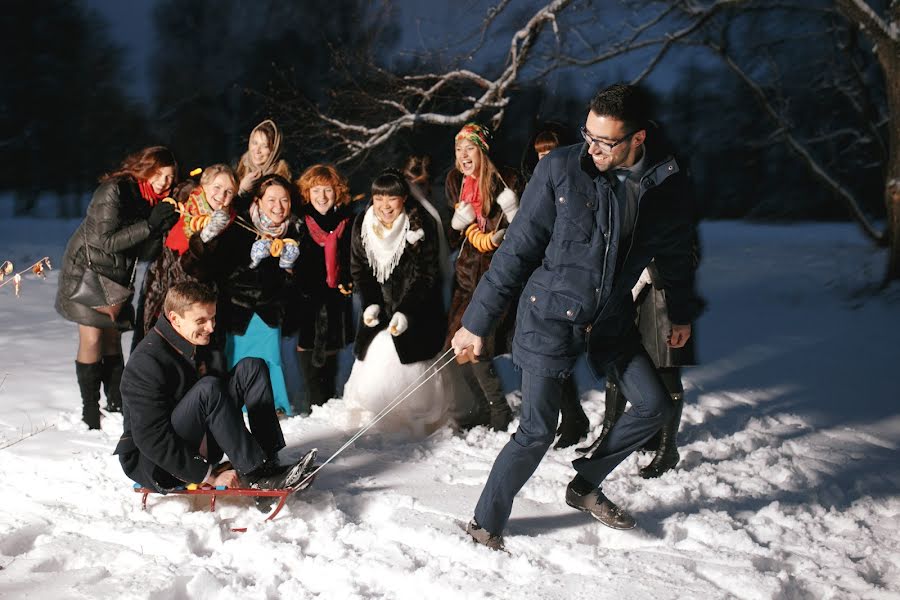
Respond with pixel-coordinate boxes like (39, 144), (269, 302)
(1, 0), (892, 244)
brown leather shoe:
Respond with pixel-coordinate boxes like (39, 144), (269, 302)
(465, 519), (505, 551)
(565, 482), (636, 530)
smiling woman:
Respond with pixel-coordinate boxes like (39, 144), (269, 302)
(55, 146), (180, 429)
(181, 174), (302, 416)
(283, 165), (355, 412)
(131, 164), (239, 358)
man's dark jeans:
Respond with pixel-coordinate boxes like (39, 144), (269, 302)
(170, 357), (285, 475)
(473, 342), (671, 535)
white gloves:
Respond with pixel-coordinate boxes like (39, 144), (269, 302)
(451, 202), (476, 231)
(200, 209), (231, 243)
(389, 312), (408, 336)
(491, 228), (506, 246)
(363, 304), (381, 327)
(496, 188), (518, 223)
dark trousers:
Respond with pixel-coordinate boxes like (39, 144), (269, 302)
(473, 344), (670, 535)
(170, 357), (285, 474)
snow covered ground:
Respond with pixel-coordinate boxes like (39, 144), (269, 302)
(0, 218), (898, 600)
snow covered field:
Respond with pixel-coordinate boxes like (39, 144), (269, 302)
(1, 218), (898, 600)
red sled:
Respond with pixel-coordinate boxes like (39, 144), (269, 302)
(133, 483), (295, 525)
(132, 449), (318, 530)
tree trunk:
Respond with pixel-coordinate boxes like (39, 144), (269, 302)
(882, 50), (900, 282)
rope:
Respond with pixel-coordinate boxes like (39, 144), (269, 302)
(296, 347), (459, 488)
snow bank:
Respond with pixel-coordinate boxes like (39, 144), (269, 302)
(0, 219), (898, 599)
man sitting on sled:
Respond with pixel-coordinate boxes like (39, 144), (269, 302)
(114, 281), (315, 492)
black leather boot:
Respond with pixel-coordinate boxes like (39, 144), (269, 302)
(639, 392), (684, 479)
(100, 354), (124, 412)
(75, 361), (102, 429)
(575, 378), (625, 455)
(297, 351), (335, 407)
(554, 378), (589, 449)
(472, 362), (511, 432)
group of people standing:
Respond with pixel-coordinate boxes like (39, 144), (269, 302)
(54, 81), (701, 546)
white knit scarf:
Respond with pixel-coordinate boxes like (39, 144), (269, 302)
(361, 206), (410, 284)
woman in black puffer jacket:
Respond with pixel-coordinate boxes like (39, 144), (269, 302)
(55, 146), (180, 429)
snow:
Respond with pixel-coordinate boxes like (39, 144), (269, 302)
(1, 218), (899, 600)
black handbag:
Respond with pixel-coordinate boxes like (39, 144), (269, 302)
(70, 228), (136, 321)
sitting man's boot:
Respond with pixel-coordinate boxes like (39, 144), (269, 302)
(465, 519), (505, 551)
(554, 378), (589, 449)
(243, 448), (317, 490)
(639, 392), (684, 479)
(565, 474), (636, 530)
(575, 379), (626, 455)
(488, 398), (513, 432)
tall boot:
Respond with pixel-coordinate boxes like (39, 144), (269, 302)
(75, 361), (102, 430)
(554, 377), (589, 449)
(575, 378), (625, 454)
(100, 354), (124, 412)
(639, 392), (683, 479)
(297, 350), (329, 407)
(471, 361), (511, 432)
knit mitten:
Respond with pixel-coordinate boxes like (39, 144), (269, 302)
(278, 242), (300, 270)
(451, 203), (476, 231)
(249, 239), (272, 268)
(363, 304), (381, 327)
(496, 188), (518, 223)
(200, 209), (231, 243)
(389, 312), (408, 336)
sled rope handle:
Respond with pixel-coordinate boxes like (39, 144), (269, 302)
(297, 347), (459, 488)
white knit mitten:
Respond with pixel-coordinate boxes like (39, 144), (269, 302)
(363, 304), (381, 327)
(199, 209), (230, 243)
(496, 188), (518, 223)
(388, 312), (408, 336)
(450, 203), (476, 231)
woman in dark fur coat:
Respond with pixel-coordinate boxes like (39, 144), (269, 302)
(181, 174), (301, 415)
(283, 164), (355, 412)
(343, 170), (450, 434)
(55, 146), (179, 429)
(445, 123), (521, 432)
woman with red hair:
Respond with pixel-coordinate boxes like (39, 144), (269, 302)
(284, 164), (356, 412)
(56, 146), (180, 429)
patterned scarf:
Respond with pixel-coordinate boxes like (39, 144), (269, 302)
(360, 206), (409, 284)
(164, 186), (235, 254)
(249, 201), (289, 239)
(460, 175), (486, 230)
(138, 179), (167, 206)
(305, 215), (349, 288)
(239, 119), (283, 178)
(455, 122), (491, 154)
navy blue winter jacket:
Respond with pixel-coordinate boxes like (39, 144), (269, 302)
(461, 136), (703, 378)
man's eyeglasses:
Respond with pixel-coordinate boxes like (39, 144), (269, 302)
(580, 126), (638, 154)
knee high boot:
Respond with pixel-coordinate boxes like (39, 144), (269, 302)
(100, 354), (124, 412)
(575, 378), (626, 454)
(471, 361), (512, 432)
(297, 350), (332, 407)
(75, 361), (102, 429)
(639, 391), (684, 479)
(554, 377), (589, 449)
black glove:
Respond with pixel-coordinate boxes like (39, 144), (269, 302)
(147, 201), (178, 234)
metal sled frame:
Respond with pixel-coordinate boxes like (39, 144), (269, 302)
(133, 483), (292, 527)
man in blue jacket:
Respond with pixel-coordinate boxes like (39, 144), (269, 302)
(451, 83), (703, 550)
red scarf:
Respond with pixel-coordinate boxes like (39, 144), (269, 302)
(305, 215), (349, 288)
(138, 179), (168, 206)
(460, 175), (486, 229)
